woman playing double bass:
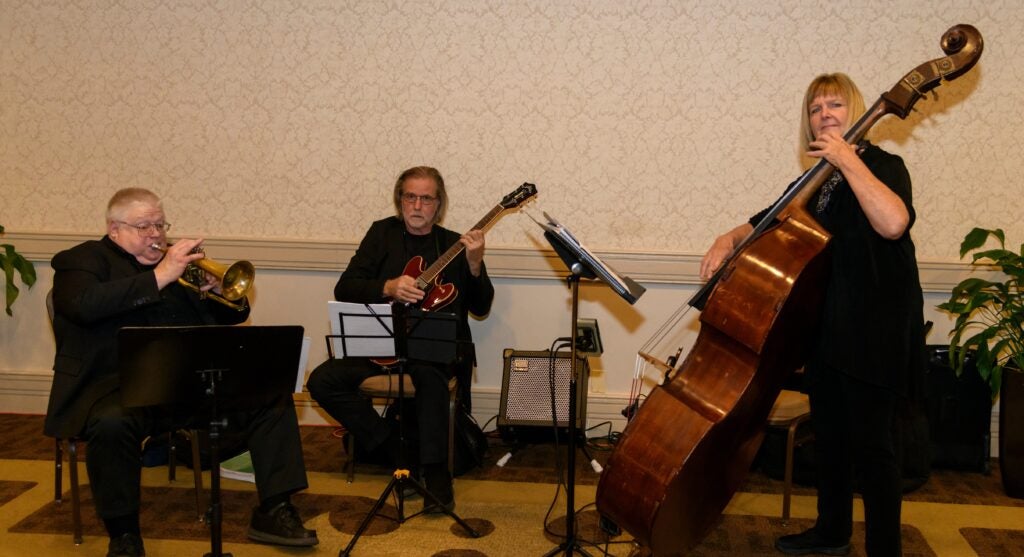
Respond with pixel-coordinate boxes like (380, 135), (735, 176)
(701, 73), (927, 556)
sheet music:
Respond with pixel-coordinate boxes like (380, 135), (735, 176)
(327, 301), (396, 358)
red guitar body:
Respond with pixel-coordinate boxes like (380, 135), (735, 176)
(403, 255), (457, 312)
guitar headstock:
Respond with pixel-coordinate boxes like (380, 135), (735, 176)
(500, 182), (538, 209)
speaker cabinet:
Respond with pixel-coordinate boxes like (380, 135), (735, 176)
(498, 349), (589, 429)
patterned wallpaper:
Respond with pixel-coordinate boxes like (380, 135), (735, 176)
(2, 0), (1022, 261)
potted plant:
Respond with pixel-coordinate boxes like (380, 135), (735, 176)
(938, 227), (1024, 498)
(0, 224), (38, 316)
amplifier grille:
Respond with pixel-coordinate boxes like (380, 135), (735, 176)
(498, 349), (588, 428)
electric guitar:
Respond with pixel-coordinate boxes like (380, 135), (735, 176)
(395, 182), (536, 311)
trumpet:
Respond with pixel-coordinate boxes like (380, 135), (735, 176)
(151, 243), (255, 310)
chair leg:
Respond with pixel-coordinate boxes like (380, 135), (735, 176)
(188, 430), (205, 520)
(55, 438), (63, 503)
(68, 439), (83, 545)
(346, 433), (356, 483)
(782, 421), (797, 522)
(168, 431), (177, 482)
(447, 393), (456, 476)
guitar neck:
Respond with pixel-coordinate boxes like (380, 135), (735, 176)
(418, 203), (503, 284)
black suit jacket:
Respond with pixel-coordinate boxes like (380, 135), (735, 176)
(44, 237), (249, 438)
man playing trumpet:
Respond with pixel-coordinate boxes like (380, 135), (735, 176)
(44, 187), (317, 557)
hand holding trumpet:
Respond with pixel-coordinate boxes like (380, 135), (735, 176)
(153, 238), (212, 290)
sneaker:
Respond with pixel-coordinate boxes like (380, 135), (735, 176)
(775, 527), (850, 556)
(107, 533), (145, 557)
(247, 501), (319, 547)
(422, 465), (455, 514)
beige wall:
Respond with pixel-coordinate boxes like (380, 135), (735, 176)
(4, 1), (1022, 254)
(2, 1), (1019, 445)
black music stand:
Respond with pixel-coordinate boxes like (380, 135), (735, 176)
(538, 213), (645, 557)
(326, 302), (480, 557)
(118, 325), (305, 557)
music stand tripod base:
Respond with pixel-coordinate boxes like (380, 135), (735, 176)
(335, 306), (479, 556)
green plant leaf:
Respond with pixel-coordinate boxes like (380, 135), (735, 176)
(1, 244), (37, 316)
(960, 227), (1004, 258)
(941, 227), (1022, 400)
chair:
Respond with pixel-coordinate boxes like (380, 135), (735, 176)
(766, 389), (814, 522)
(48, 290), (205, 545)
(54, 432), (205, 544)
(345, 372), (458, 483)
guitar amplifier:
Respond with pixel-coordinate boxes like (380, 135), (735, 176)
(498, 349), (589, 429)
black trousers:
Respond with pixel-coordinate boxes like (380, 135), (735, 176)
(307, 357), (452, 466)
(83, 391), (309, 520)
(808, 367), (902, 556)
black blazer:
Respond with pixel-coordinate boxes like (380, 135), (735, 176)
(44, 237), (249, 438)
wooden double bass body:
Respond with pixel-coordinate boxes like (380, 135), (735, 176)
(595, 25), (983, 556)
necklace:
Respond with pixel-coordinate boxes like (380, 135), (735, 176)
(816, 170), (844, 214)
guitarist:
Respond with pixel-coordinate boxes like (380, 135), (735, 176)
(307, 166), (494, 513)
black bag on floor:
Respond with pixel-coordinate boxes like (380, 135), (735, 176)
(380, 402), (486, 476)
(452, 404), (487, 476)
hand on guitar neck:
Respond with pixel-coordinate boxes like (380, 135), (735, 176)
(460, 229), (485, 277)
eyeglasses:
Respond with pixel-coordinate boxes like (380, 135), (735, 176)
(116, 221), (171, 234)
(401, 193), (438, 206)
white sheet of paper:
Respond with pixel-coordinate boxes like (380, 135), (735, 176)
(327, 301), (396, 358)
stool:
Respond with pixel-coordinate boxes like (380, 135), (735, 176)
(346, 373), (458, 482)
(766, 389), (813, 522)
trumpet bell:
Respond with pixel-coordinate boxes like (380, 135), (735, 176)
(223, 260), (255, 301)
(194, 258), (255, 302)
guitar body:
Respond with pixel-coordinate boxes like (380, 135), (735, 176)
(404, 255), (458, 312)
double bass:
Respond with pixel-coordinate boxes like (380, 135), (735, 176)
(595, 24), (983, 556)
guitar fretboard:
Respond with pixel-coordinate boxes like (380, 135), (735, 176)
(417, 203), (503, 285)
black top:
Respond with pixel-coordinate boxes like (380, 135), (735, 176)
(45, 236), (249, 438)
(749, 144), (926, 397)
(335, 216), (495, 343)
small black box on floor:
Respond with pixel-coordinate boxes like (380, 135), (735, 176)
(498, 349), (589, 430)
(926, 345), (992, 473)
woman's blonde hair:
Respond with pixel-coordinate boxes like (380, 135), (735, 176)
(799, 73), (867, 152)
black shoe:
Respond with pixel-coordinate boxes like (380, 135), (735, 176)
(107, 533), (145, 557)
(422, 465), (455, 514)
(775, 528), (850, 556)
(247, 501), (319, 547)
